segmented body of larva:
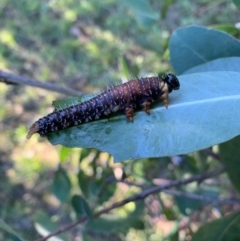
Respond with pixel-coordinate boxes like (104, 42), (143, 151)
(26, 73), (180, 139)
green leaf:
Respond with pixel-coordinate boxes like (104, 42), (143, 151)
(175, 186), (219, 215)
(78, 171), (91, 198)
(191, 211), (240, 241)
(170, 26), (240, 75)
(78, 170), (117, 204)
(163, 221), (179, 241)
(52, 97), (83, 110)
(219, 135), (240, 194)
(82, 232), (96, 241)
(121, 0), (158, 18)
(59, 146), (72, 162)
(233, 0), (240, 10)
(120, 0), (158, 26)
(210, 24), (240, 38)
(79, 148), (91, 162)
(119, 56), (139, 79)
(0, 219), (25, 241)
(71, 195), (92, 218)
(34, 211), (66, 241)
(161, 0), (176, 19)
(184, 57), (240, 74)
(52, 167), (71, 203)
(47, 71), (240, 162)
(119, 56), (131, 79)
(85, 201), (144, 234)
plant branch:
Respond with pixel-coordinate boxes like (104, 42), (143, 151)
(204, 148), (221, 161)
(162, 189), (240, 205)
(0, 70), (83, 96)
(35, 166), (225, 241)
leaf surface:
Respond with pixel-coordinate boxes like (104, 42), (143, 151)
(52, 167), (71, 203)
(47, 71), (240, 162)
(170, 26), (240, 74)
(184, 57), (240, 74)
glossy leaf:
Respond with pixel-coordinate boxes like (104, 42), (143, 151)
(219, 135), (240, 194)
(191, 211), (240, 241)
(48, 71), (240, 162)
(170, 25), (240, 74)
(184, 57), (240, 74)
(0, 219), (25, 241)
(71, 195), (92, 218)
(52, 167), (71, 203)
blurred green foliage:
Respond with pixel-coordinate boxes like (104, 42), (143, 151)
(1, 0), (240, 241)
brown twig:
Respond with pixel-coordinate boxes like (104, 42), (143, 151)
(0, 70), (83, 96)
(35, 166), (225, 241)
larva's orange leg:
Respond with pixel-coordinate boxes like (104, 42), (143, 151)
(161, 95), (169, 109)
(160, 87), (169, 109)
(124, 107), (134, 122)
(141, 101), (152, 115)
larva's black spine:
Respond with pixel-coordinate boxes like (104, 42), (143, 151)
(26, 73), (180, 139)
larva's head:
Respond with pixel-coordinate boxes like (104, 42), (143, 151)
(163, 73), (180, 93)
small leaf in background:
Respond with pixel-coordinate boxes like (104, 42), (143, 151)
(34, 211), (66, 241)
(163, 220), (179, 241)
(82, 232), (96, 241)
(71, 195), (92, 218)
(52, 167), (71, 203)
(191, 211), (240, 241)
(161, 0), (176, 19)
(78, 171), (90, 198)
(233, 0), (240, 10)
(0, 219), (25, 241)
(119, 56), (140, 79)
(52, 94), (97, 112)
(210, 24), (240, 38)
(120, 0), (159, 27)
(78, 169), (117, 205)
(79, 148), (91, 163)
(96, 169), (117, 205)
(119, 56), (131, 79)
(219, 135), (240, 194)
(59, 146), (72, 162)
(170, 25), (240, 74)
(52, 96), (83, 111)
(85, 201), (144, 234)
(175, 185), (219, 215)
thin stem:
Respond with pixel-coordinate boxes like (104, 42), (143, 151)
(162, 189), (240, 205)
(0, 70), (83, 96)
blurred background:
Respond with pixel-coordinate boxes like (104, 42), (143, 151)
(0, 0), (240, 240)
